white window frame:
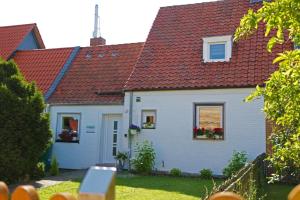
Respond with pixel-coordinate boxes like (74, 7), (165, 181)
(203, 35), (232, 62)
(56, 113), (81, 142)
(141, 110), (157, 129)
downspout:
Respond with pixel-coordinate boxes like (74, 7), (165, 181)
(128, 91), (133, 170)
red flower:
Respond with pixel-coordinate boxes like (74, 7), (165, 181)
(193, 127), (198, 133)
(213, 128), (224, 135)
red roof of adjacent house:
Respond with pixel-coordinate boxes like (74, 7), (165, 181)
(13, 47), (74, 94)
(125, 0), (292, 91)
(0, 23), (45, 60)
(48, 43), (144, 104)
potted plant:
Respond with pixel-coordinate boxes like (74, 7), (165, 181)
(213, 128), (224, 139)
(58, 130), (73, 142)
(129, 124), (141, 135)
(193, 127), (206, 138)
(115, 151), (128, 171)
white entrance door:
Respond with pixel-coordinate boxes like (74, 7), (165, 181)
(102, 114), (122, 164)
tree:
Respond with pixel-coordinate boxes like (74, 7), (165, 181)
(0, 59), (52, 183)
(234, 0), (300, 182)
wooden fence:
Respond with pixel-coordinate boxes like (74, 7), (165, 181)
(0, 166), (299, 200)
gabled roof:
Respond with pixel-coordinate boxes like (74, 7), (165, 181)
(125, 0), (292, 91)
(13, 47), (77, 98)
(0, 23), (45, 60)
(48, 42), (144, 105)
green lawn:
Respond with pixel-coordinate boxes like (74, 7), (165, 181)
(38, 175), (222, 200)
(265, 183), (295, 200)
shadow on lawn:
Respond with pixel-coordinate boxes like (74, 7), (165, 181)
(116, 175), (221, 198)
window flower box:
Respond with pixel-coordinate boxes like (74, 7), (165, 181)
(193, 127), (224, 140)
(129, 124), (141, 135)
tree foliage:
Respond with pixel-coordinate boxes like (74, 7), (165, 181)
(234, 0), (300, 182)
(0, 59), (52, 183)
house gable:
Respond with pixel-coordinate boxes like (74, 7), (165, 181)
(17, 31), (40, 50)
(0, 23), (45, 60)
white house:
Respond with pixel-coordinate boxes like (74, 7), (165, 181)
(122, 0), (290, 174)
(2, 0), (292, 175)
(47, 42), (144, 169)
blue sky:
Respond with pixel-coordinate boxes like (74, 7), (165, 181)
(1, 0), (215, 48)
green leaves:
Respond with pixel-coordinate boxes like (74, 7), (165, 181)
(131, 140), (156, 174)
(235, 0), (300, 181)
(0, 59), (52, 183)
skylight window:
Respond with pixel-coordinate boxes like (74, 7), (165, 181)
(203, 35), (232, 62)
(210, 43), (226, 60)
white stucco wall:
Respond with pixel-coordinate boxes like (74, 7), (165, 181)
(50, 105), (124, 169)
(123, 88), (266, 175)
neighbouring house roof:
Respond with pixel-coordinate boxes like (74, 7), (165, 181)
(124, 0), (292, 91)
(13, 47), (79, 99)
(0, 23), (45, 60)
(48, 42), (144, 105)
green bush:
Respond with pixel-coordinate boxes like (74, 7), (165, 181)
(50, 156), (59, 176)
(115, 151), (128, 171)
(199, 168), (213, 179)
(223, 151), (247, 177)
(32, 162), (46, 179)
(131, 141), (156, 174)
(170, 168), (182, 176)
(0, 60), (52, 183)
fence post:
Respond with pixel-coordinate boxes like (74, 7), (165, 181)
(288, 184), (300, 200)
(11, 185), (39, 200)
(51, 193), (77, 200)
(209, 192), (244, 200)
(0, 181), (8, 200)
(78, 166), (116, 200)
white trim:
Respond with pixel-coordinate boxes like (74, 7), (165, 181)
(56, 113), (81, 141)
(203, 35), (232, 62)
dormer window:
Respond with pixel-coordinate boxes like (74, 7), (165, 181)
(210, 43), (226, 60)
(203, 35), (232, 62)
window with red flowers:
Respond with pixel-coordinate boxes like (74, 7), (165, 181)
(193, 104), (224, 140)
(56, 113), (80, 143)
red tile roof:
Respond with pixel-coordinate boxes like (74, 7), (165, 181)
(48, 43), (144, 104)
(0, 23), (45, 60)
(125, 0), (292, 91)
(13, 47), (74, 94)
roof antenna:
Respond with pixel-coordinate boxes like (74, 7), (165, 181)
(90, 3), (106, 46)
(93, 4), (100, 38)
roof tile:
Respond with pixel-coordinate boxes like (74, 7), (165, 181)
(125, 0), (293, 91)
(13, 47), (74, 94)
(48, 43), (144, 104)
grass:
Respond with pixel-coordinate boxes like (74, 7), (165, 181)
(38, 175), (222, 200)
(265, 183), (295, 200)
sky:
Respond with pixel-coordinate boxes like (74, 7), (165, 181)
(1, 0), (215, 48)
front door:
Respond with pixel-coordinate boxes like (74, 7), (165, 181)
(102, 114), (122, 164)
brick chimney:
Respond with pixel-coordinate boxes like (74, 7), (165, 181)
(90, 37), (106, 46)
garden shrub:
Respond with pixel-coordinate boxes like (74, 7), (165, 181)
(200, 168), (213, 179)
(223, 151), (248, 177)
(131, 140), (156, 174)
(50, 156), (59, 176)
(32, 162), (46, 179)
(170, 168), (182, 176)
(115, 151), (128, 171)
(0, 60), (52, 183)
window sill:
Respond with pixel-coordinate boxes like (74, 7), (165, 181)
(142, 127), (156, 129)
(55, 140), (80, 144)
(193, 135), (224, 141)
